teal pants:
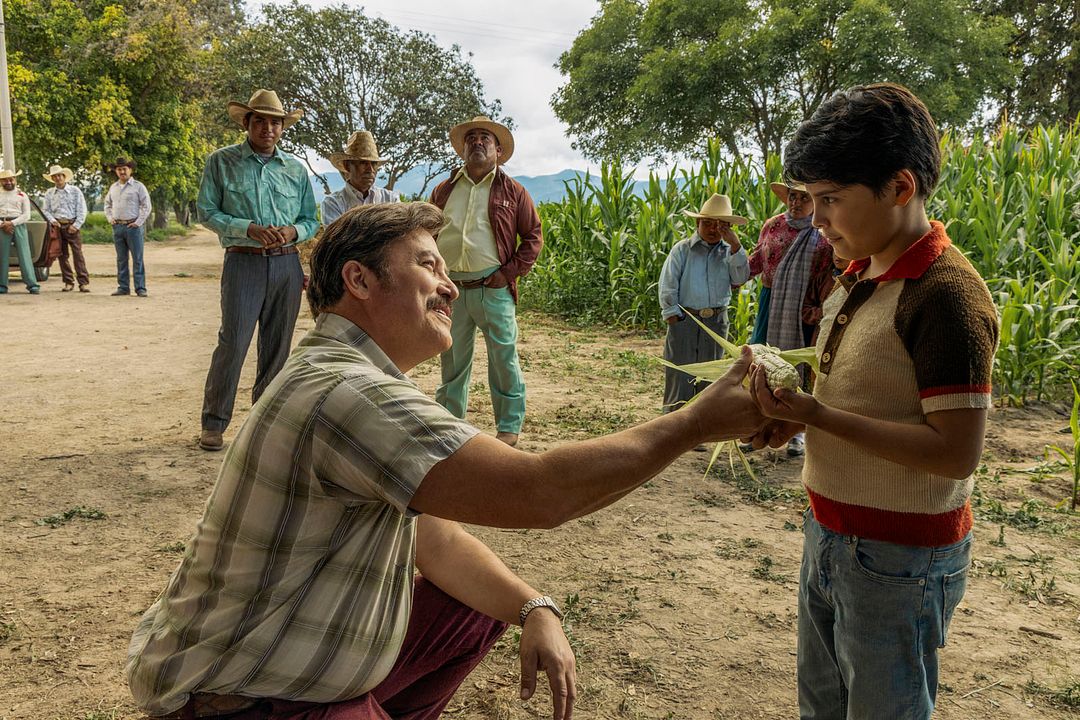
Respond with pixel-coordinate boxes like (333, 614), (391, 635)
(0, 224), (39, 293)
(436, 277), (526, 434)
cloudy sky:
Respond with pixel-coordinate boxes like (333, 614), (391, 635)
(257, 0), (607, 177)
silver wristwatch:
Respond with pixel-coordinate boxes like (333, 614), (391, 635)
(519, 595), (563, 626)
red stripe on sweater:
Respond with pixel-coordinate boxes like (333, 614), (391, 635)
(919, 384), (993, 399)
(807, 488), (973, 547)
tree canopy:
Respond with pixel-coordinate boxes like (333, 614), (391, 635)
(217, 1), (507, 195)
(553, 0), (1017, 162)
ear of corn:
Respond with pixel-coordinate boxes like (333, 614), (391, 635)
(748, 345), (801, 392)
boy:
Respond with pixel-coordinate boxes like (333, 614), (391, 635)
(750, 83), (998, 719)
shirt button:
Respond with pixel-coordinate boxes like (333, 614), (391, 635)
(837, 314), (849, 325)
(822, 352), (832, 363)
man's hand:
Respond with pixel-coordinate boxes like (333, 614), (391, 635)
(689, 346), (766, 442)
(666, 315), (682, 325)
(749, 363), (820, 425)
(719, 222), (740, 252)
(741, 419), (804, 450)
(126, 221), (139, 228)
(483, 268), (509, 288)
(272, 224), (298, 244)
(1, 220), (13, 233)
(519, 608), (576, 720)
(247, 223), (286, 248)
(65, 225), (77, 235)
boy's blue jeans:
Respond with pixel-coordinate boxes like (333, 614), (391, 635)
(799, 508), (971, 720)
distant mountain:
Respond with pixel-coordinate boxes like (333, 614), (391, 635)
(310, 167), (659, 205)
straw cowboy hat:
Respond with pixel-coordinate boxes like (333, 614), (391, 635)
(44, 164), (75, 183)
(769, 181), (808, 203)
(0, 168), (22, 180)
(683, 194), (748, 225)
(227, 89), (303, 130)
(109, 157), (137, 171)
(449, 116), (514, 164)
(329, 131), (387, 174)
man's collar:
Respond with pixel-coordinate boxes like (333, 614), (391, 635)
(344, 183), (375, 202)
(452, 165), (498, 185)
(842, 220), (950, 286)
(312, 312), (407, 380)
(241, 141), (283, 163)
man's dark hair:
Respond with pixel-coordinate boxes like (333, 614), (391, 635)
(783, 83), (941, 198)
(306, 202), (445, 316)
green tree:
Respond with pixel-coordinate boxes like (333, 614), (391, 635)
(217, 1), (506, 195)
(554, 0), (1016, 162)
(7, 0), (230, 226)
(983, 1), (1080, 126)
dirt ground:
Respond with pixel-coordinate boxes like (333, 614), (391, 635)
(1, 228), (1077, 720)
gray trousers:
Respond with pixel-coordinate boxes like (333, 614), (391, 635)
(201, 252), (304, 432)
(662, 309), (729, 412)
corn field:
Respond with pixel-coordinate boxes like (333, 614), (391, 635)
(523, 124), (1080, 405)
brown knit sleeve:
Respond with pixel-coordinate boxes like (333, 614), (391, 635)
(894, 248), (999, 414)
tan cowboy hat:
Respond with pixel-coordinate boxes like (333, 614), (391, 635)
(769, 181), (809, 204)
(683, 194), (748, 225)
(329, 131), (387, 174)
(227, 89), (303, 130)
(44, 164), (75, 183)
(0, 168), (22, 180)
(449, 116), (514, 164)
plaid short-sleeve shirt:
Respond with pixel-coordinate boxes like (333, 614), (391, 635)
(126, 313), (480, 715)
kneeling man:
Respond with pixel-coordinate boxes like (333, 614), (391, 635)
(127, 203), (766, 719)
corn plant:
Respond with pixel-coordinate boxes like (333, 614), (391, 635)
(1045, 382), (1080, 512)
(527, 120), (1080, 404)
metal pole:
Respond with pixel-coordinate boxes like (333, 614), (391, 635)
(0, 0), (15, 172)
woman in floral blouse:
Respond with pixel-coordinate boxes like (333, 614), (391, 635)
(747, 182), (815, 343)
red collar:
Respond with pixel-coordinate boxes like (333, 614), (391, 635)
(844, 220), (950, 284)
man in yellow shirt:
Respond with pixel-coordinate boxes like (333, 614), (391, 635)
(429, 117), (542, 446)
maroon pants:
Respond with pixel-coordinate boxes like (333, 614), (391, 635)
(57, 223), (90, 287)
(183, 577), (507, 720)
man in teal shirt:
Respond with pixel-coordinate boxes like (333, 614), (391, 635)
(195, 89), (319, 451)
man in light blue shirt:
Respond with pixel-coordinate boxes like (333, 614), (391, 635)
(658, 193), (750, 412)
(321, 130), (399, 225)
(103, 157), (152, 296)
(195, 89), (319, 451)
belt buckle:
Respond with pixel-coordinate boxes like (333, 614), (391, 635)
(700, 308), (715, 318)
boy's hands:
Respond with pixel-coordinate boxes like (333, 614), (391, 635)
(749, 363), (820, 425)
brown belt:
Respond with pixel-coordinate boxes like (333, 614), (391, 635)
(684, 307), (726, 319)
(57, 219), (75, 225)
(453, 277), (488, 290)
(226, 245), (298, 257)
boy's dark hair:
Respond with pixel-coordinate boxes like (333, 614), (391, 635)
(783, 83), (941, 198)
(306, 202), (445, 316)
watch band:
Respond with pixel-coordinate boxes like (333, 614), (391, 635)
(519, 595), (563, 626)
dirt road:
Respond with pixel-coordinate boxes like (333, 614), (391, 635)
(1, 229), (1076, 719)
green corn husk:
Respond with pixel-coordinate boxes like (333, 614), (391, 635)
(660, 306), (820, 479)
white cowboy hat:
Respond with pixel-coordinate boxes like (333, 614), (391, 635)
(329, 131), (388, 174)
(683, 194), (748, 225)
(769, 181), (809, 204)
(0, 168), (23, 180)
(227, 89), (303, 130)
(449, 116), (514, 164)
(44, 165), (75, 183)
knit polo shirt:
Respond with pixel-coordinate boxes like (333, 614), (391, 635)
(804, 221), (999, 547)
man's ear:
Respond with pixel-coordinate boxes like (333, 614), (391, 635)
(342, 259), (378, 300)
(893, 169), (919, 207)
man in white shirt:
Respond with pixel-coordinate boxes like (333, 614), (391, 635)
(42, 164), (90, 292)
(0, 168), (39, 295)
(321, 131), (399, 225)
(103, 156), (152, 297)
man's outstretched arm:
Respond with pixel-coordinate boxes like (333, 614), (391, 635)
(411, 348), (764, 529)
